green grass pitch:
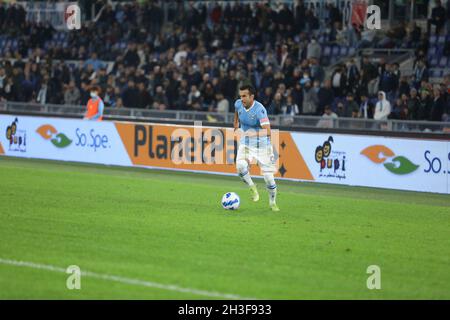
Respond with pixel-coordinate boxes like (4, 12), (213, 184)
(0, 156), (449, 299)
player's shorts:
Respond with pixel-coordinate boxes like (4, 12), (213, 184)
(236, 143), (277, 174)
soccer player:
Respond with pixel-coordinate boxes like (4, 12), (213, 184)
(234, 84), (279, 212)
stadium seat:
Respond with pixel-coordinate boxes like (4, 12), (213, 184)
(429, 35), (437, 45)
(340, 47), (348, 56)
(430, 57), (439, 67)
(348, 47), (356, 56)
(437, 35), (446, 44)
(431, 69), (443, 78)
(428, 46), (437, 57)
(439, 57), (448, 68)
(323, 45), (331, 56)
(332, 45), (340, 56)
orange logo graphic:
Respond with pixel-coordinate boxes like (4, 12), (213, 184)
(360, 145), (395, 164)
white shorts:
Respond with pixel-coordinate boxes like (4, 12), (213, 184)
(236, 144), (277, 174)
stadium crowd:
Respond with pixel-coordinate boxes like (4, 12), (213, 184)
(0, 0), (449, 122)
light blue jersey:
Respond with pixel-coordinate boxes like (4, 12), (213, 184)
(235, 99), (271, 148)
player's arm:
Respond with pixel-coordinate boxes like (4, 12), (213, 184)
(234, 110), (239, 131)
(261, 123), (271, 137)
(259, 110), (271, 137)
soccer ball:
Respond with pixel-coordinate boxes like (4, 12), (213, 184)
(221, 192), (240, 210)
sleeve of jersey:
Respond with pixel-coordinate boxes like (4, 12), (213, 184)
(258, 107), (270, 126)
(234, 99), (241, 112)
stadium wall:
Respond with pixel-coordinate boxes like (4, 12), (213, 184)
(1, 114), (449, 194)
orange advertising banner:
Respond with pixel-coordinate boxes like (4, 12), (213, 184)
(115, 122), (314, 180)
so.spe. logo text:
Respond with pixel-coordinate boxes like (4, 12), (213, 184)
(75, 128), (111, 152)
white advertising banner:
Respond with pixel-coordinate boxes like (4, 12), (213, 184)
(0, 115), (131, 166)
(290, 132), (450, 194)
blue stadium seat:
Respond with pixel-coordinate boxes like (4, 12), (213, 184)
(432, 69), (442, 78)
(429, 35), (437, 45)
(430, 56), (439, 67)
(437, 35), (446, 44)
(332, 45), (340, 56)
(340, 47), (348, 56)
(428, 46), (437, 57)
(348, 47), (356, 56)
(323, 45), (331, 56)
(439, 57), (448, 68)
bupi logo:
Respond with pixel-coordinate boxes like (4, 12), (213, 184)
(361, 145), (419, 175)
(6, 118), (26, 152)
(315, 136), (345, 173)
(37, 124), (72, 148)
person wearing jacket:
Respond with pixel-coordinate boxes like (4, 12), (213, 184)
(374, 91), (391, 121)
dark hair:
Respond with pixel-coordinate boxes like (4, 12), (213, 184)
(239, 84), (256, 96)
(90, 85), (101, 93)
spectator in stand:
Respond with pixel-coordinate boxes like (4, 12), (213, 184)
(83, 86), (104, 121)
(302, 80), (318, 115)
(122, 80), (139, 108)
(345, 59), (360, 95)
(317, 79), (334, 116)
(317, 105), (338, 128)
(215, 92), (229, 114)
(306, 38), (322, 60)
(343, 93), (359, 118)
(407, 88), (421, 120)
(390, 97), (409, 120)
(187, 85), (202, 111)
(358, 94), (374, 119)
(331, 66), (346, 98)
(153, 85), (168, 110)
(360, 56), (378, 96)
(378, 64), (396, 101)
(84, 52), (104, 72)
(136, 82), (153, 109)
(280, 95), (300, 125)
(427, 0), (447, 36)
(430, 86), (446, 121)
(418, 89), (432, 120)
(374, 91), (392, 121)
(268, 92), (283, 115)
(64, 80), (80, 105)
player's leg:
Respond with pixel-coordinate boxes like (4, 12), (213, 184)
(236, 144), (259, 201)
(257, 146), (279, 211)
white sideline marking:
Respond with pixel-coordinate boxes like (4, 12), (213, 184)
(0, 258), (255, 300)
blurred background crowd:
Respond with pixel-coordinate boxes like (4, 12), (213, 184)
(0, 0), (449, 122)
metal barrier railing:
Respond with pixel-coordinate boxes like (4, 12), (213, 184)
(1, 101), (449, 134)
